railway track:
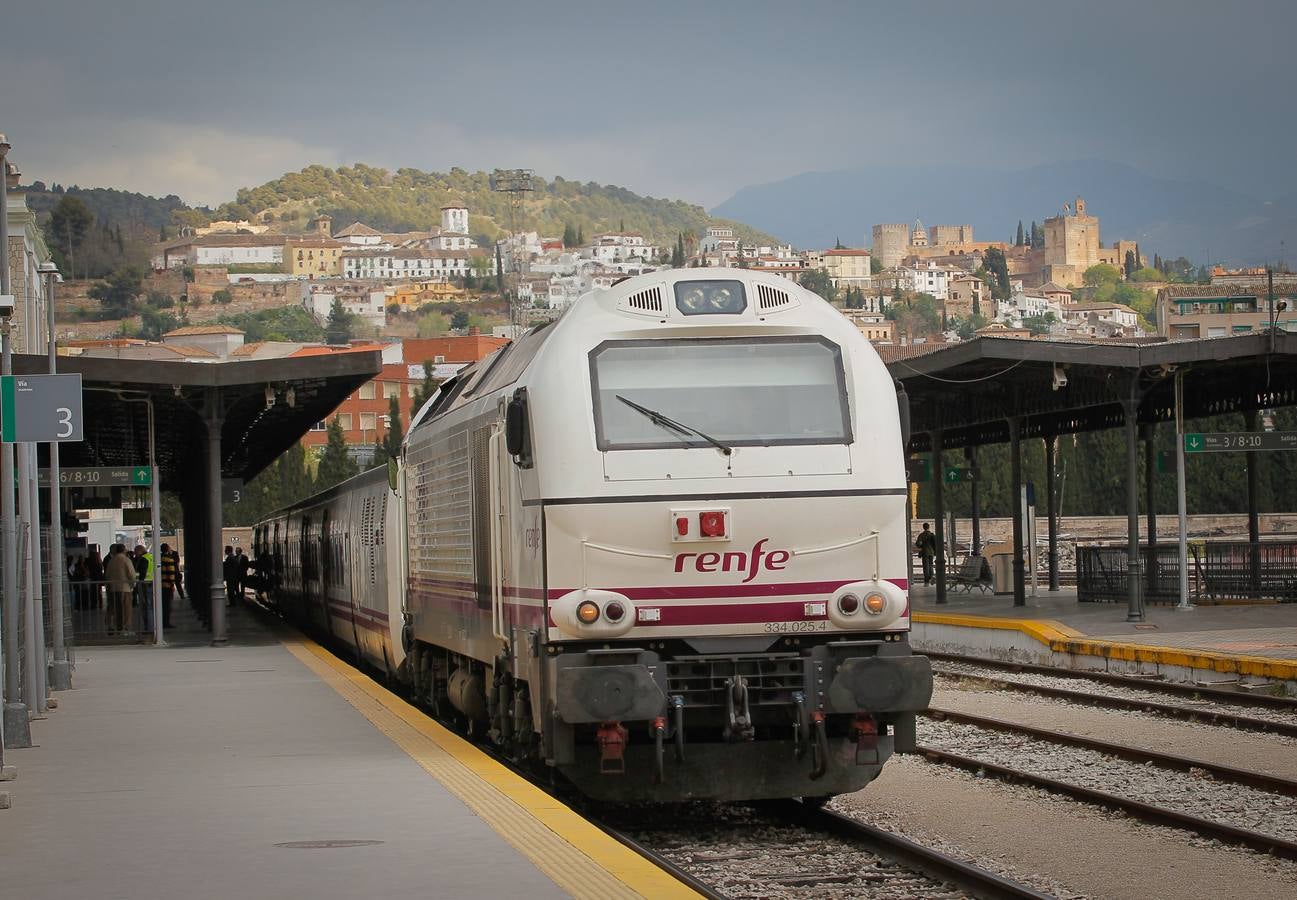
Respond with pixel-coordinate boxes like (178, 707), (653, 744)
(917, 708), (1297, 862)
(925, 651), (1297, 710)
(928, 654), (1297, 737)
(600, 799), (1054, 899)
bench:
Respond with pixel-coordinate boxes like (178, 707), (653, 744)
(950, 554), (992, 593)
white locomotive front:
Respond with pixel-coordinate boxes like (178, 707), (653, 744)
(401, 269), (932, 802)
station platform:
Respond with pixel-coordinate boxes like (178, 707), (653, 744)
(0, 602), (695, 900)
(908, 584), (1297, 688)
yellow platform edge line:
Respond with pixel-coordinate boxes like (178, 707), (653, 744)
(913, 611), (1297, 681)
(280, 635), (701, 900)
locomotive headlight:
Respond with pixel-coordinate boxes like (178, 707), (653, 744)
(553, 590), (637, 638)
(829, 580), (904, 630)
(863, 592), (887, 615)
(576, 600), (601, 624)
(673, 280), (747, 316)
(838, 593), (860, 615)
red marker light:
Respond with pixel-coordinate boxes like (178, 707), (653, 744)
(699, 511), (726, 537)
(676, 516), (689, 536)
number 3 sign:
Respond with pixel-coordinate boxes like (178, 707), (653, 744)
(0, 374), (84, 443)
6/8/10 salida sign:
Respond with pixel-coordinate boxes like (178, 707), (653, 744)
(0, 374), (84, 443)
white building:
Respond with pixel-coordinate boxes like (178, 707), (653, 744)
(997, 289), (1061, 326)
(899, 260), (961, 299)
(334, 222), (386, 246)
(583, 233), (658, 264)
(301, 282), (387, 330)
(1060, 301), (1140, 330)
(342, 247), (486, 280)
(161, 324), (246, 357)
(4, 186), (53, 353)
(440, 206), (469, 235)
(700, 226), (739, 255)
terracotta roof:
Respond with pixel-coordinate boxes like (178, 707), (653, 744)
(335, 222), (383, 237)
(286, 237), (343, 248)
(823, 249), (870, 256)
(1038, 281), (1072, 293)
(190, 233), (287, 247)
(159, 344), (218, 358)
(873, 343), (947, 363)
(163, 324), (245, 337)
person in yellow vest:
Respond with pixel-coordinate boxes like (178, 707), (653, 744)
(159, 544), (178, 629)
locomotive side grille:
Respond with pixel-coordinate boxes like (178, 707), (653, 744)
(406, 430), (472, 585)
(755, 282), (795, 311)
(617, 285), (664, 316)
(665, 656), (804, 708)
(469, 426), (492, 608)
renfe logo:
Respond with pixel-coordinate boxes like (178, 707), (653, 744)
(673, 538), (790, 583)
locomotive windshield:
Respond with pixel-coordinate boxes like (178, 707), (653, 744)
(589, 336), (852, 450)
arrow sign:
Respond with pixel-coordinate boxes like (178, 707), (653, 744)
(1184, 434), (1203, 452)
(943, 466), (973, 483)
(131, 467), (152, 486)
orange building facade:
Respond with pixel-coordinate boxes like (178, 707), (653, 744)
(300, 333), (510, 460)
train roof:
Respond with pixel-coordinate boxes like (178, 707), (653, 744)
(407, 268), (857, 434)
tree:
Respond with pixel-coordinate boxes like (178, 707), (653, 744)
(159, 223), (169, 242)
(451, 310), (470, 331)
(1022, 312), (1058, 335)
(47, 195), (93, 279)
(671, 234), (685, 267)
(954, 314), (989, 340)
(618, 218), (625, 233)
(495, 244), (504, 293)
(1015, 220), (1024, 247)
(372, 394), (405, 468)
(316, 419), (359, 489)
(211, 289), (233, 305)
(576, 225), (584, 245)
(562, 223), (577, 248)
(1030, 221), (1044, 249)
(1124, 250), (1137, 279)
(87, 265), (145, 318)
(325, 297), (355, 344)
(1083, 263), (1122, 287)
(218, 306), (324, 342)
(798, 268), (838, 304)
(139, 307), (182, 341)
(409, 361), (443, 413)
(835, 236), (845, 250)
(981, 247), (1011, 301)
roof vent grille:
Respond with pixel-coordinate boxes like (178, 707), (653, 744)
(619, 285), (665, 316)
(756, 283), (797, 312)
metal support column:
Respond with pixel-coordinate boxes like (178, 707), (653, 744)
(1144, 423), (1158, 599)
(1245, 409), (1261, 598)
(966, 445), (980, 555)
(17, 441), (45, 714)
(1123, 394), (1145, 622)
(932, 432), (946, 605)
(1, 132), (32, 748)
(1045, 434), (1060, 592)
(43, 264), (70, 689)
(1175, 372), (1191, 610)
(1009, 416), (1025, 607)
(206, 389), (227, 645)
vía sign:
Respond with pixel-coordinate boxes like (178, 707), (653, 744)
(0, 374), (84, 443)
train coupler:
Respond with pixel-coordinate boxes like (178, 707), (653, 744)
(596, 721), (629, 775)
(809, 710), (829, 780)
(852, 714), (880, 766)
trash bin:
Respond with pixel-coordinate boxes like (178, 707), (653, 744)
(991, 553), (1014, 594)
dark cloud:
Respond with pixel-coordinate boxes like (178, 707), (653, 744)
(2, 1), (1292, 207)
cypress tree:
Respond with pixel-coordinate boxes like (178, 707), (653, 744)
(1015, 220), (1024, 247)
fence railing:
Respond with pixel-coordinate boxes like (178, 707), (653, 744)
(1076, 541), (1297, 604)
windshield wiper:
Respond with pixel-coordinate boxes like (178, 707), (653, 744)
(615, 395), (733, 456)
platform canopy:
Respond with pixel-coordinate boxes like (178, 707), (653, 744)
(12, 350), (382, 490)
(886, 332), (1297, 452)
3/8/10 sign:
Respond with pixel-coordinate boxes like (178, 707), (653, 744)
(1184, 432), (1297, 452)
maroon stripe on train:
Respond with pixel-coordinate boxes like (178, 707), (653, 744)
(409, 576), (547, 601)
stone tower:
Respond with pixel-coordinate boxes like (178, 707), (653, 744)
(871, 223), (911, 270)
(909, 219), (929, 248)
(1043, 197), (1101, 286)
(441, 205), (469, 235)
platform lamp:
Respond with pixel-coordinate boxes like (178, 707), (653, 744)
(39, 260), (71, 689)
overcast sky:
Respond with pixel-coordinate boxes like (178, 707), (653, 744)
(2, 1), (1293, 209)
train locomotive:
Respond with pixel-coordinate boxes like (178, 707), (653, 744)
(255, 268), (933, 803)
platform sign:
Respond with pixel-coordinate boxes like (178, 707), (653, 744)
(943, 466), (974, 484)
(906, 458), (931, 483)
(0, 374), (83, 442)
(222, 478), (244, 504)
(1184, 432), (1297, 453)
(41, 466), (152, 487)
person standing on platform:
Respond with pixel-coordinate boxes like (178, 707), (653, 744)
(223, 546), (241, 607)
(159, 543), (177, 629)
(106, 544), (138, 636)
(133, 544), (154, 633)
(916, 523), (937, 586)
(236, 547), (251, 602)
(86, 547), (105, 609)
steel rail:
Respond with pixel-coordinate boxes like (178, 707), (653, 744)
(932, 665), (1297, 737)
(775, 800), (1054, 900)
(916, 745), (1297, 862)
(926, 707), (1297, 796)
(925, 650), (1297, 711)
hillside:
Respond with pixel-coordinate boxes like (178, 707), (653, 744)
(22, 182), (207, 235)
(219, 163), (778, 249)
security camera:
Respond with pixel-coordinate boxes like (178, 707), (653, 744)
(1052, 363), (1068, 391)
